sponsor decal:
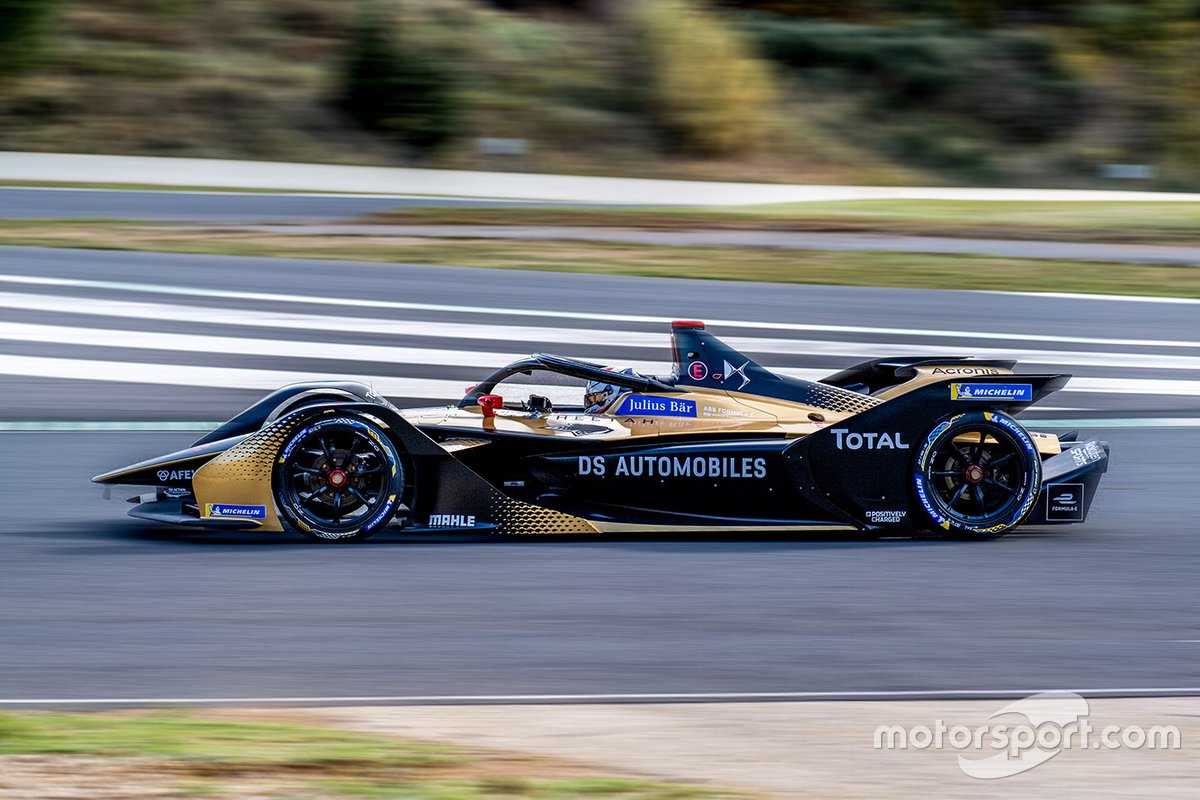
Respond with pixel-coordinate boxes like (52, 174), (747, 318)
(1069, 441), (1105, 468)
(950, 383), (1033, 402)
(615, 395), (697, 418)
(688, 361), (709, 381)
(1046, 483), (1084, 521)
(700, 404), (755, 420)
(428, 514), (476, 527)
(206, 504), (266, 519)
(932, 367), (1003, 376)
(546, 422), (612, 437)
(162, 487), (191, 499)
(723, 359), (751, 390)
(866, 510), (907, 524)
(578, 454), (768, 479)
(832, 429), (910, 450)
(156, 468), (194, 482)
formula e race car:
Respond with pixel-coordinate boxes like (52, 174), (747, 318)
(95, 321), (1109, 542)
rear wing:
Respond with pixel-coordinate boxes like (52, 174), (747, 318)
(822, 357), (1018, 396)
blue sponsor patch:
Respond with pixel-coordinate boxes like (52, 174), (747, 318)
(615, 395), (697, 417)
(949, 383), (1033, 402)
(206, 503), (267, 519)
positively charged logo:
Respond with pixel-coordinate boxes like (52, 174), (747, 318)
(950, 383), (1033, 402)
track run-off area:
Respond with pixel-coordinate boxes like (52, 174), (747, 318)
(0, 243), (1196, 704)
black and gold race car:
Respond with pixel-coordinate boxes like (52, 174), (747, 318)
(95, 321), (1109, 542)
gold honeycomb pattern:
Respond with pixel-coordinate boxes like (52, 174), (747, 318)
(804, 382), (881, 414)
(489, 496), (599, 535)
(192, 416), (305, 533)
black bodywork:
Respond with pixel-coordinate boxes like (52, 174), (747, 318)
(95, 323), (1110, 536)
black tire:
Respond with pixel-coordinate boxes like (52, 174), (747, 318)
(274, 414), (405, 542)
(912, 411), (1041, 537)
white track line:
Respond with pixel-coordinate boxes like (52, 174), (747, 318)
(1, 688), (1198, 705)
(2, 274), (1199, 349)
(0, 354), (586, 404)
(3, 319), (1200, 374)
(985, 290), (1200, 306)
(1, 351), (1197, 398)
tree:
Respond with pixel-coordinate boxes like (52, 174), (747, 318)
(0, 0), (55, 77)
(630, 0), (780, 155)
(340, 10), (459, 152)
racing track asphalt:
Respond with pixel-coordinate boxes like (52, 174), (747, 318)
(0, 427), (1195, 702)
(0, 187), (589, 222)
(0, 244), (1196, 703)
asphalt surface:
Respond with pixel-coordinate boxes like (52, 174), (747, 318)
(0, 187), (580, 222)
(0, 427), (1195, 701)
(0, 243), (1196, 702)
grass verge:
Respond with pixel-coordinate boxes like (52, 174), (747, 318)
(0, 710), (743, 799)
(0, 220), (1197, 298)
(364, 199), (1200, 245)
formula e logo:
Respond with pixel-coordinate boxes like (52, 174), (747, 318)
(688, 361), (709, 381)
(950, 383), (1033, 401)
(723, 360), (751, 390)
(832, 429), (910, 450)
(1046, 483), (1083, 521)
(428, 514), (476, 527)
(157, 469), (194, 482)
(205, 504), (266, 519)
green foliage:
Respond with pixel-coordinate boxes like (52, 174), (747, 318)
(0, 710), (457, 766)
(0, 711), (747, 800)
(743, 17), (1082, 144)
(340, 8), (460, 152)
(629, 0), (781, 155)
(0, 0), (56, 76)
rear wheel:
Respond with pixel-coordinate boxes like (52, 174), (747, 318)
(913, 411), (1041, 537)
(274, 415), (405, 542)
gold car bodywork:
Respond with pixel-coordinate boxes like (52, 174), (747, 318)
(178, 361), (1056, 533)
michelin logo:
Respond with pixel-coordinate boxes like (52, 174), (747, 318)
(950, 383), (1033, 402)
(206, 504), (266, 519)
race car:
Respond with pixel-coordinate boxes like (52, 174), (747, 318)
(95, 321), (1109, 542)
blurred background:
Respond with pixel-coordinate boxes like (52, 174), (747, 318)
(1, 3), (1198, 798)
(2, 0), (1199, 188)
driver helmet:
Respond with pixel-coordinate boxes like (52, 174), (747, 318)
(584, 367), (638, 413)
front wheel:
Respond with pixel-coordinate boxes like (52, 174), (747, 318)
(274, 415), (405, 542)
(913, 411), (1041, 537)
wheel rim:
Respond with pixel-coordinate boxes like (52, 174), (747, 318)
(925, 427), (1027, 525)
(280, 423), (392, 533)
